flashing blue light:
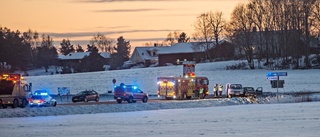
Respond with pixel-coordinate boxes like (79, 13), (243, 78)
(123, 85), (126, 88)
(40, 93), (48, 96)
(133, 86), (137, 89)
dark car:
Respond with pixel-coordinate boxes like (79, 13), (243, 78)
(243, 87), (256, 97)
(244, 87), (263, 97)
(72, 90), (99, 103)
(114, 84), (148, 103)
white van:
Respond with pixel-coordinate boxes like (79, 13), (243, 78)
(225, 83), (244, 98)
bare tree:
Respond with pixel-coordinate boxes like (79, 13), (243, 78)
(193, 13), (214, 60)
(90, 33), (115, 53)
(207, 11), (226, 47)
(229, 4), (256, 69)
(311, 0), (320, 35)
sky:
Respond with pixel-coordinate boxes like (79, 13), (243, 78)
(1, 0), (248, 49)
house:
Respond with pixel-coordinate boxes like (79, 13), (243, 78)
(58, 52), (110, 68)
(129, 42), (212, 67)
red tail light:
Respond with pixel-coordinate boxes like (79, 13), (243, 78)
(40, 99), (44, 103)
(28, 98), (32, 103)
(157, 90), (160, 95)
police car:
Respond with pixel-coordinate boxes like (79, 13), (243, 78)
(29, 90), (57, 107)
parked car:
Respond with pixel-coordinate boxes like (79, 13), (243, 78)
(225, 83), (245, 98)
(243, 87), (256, 97)
(29, 89), (57, 107)
(114, 84), (148, 103)
(244, 87), (263, 97)
(72, 90), (99, 103)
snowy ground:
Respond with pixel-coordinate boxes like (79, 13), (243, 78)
(1, 60), (319, 137)
(0, 102), (319, 137)
(24, 60), (320, 95)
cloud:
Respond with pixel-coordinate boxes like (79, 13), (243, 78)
(68, 37), (166, 45)
(44, 29), (180, 38)
(76, 0), (207, 3)
(94, 8), (164, 13)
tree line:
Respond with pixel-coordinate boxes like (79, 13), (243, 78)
(1, 0), (319, 73)
(147, 0), (320, 69)
(227, 0), (320, 69)
(0, 27), (131, 74)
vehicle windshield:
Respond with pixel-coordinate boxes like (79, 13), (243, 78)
(230, 84), (242, 89)
(247, 87), (254, 90)
(0, 79), (15, 95)
(76, 91), (87, 95)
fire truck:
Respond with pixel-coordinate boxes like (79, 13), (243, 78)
(0, 73), (32, 108)
(157, 63), (209, 100)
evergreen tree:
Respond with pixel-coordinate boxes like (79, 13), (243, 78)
(76, 44), (84, 52)
(0, 27), (32, 72)
(178, 32), (190, 43)
(60, 39), (75, 55)
(77, 47), (104, 72)
(36, 34), (58, 72)
(110, 36), (131, 70)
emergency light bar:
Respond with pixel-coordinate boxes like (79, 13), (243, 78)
(34, 92), (48, 96)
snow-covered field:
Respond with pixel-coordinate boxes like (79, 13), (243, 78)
(1, 60), (319, 137)
(25, 60), (320, 95)
(0, 102), (319, 137)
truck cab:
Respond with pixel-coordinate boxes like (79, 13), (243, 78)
(0, 73), (32, 108)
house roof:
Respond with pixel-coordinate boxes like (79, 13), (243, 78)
(58, 52), (110, 60)
(130, 40), (230, 63)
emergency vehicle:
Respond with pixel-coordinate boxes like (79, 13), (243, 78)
(157, 76), (209, 99)
(0, 73), (32, 108)
(157, 62), (209, 100)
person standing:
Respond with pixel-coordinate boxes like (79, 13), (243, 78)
(213, 84), (218, 97)
(218, 83), (223, 98)
(199, 87), (204, 99)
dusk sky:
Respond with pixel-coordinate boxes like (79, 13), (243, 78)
(1, 0), (248, 49)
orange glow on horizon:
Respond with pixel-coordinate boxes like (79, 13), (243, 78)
(1, 0), (248, 49)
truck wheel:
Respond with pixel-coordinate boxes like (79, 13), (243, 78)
(186, 96), (192, 99)
(116, 99), (122, 103)
(12, 99), (19, 108)
(127, 96), (133, 103)
(142, 96), (148, 103)
(182, 93), (187, 100)
(21, 98), (28, 108)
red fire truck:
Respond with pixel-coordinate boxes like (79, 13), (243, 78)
(157, 76), (209, 99)
(157, 62), (209, 100)
(0, 73), (32, 108)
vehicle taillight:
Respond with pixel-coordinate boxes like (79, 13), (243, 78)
(28, 98), (32, 103)
(157, 90), (160, 95)
(40, 99), (44, 103)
